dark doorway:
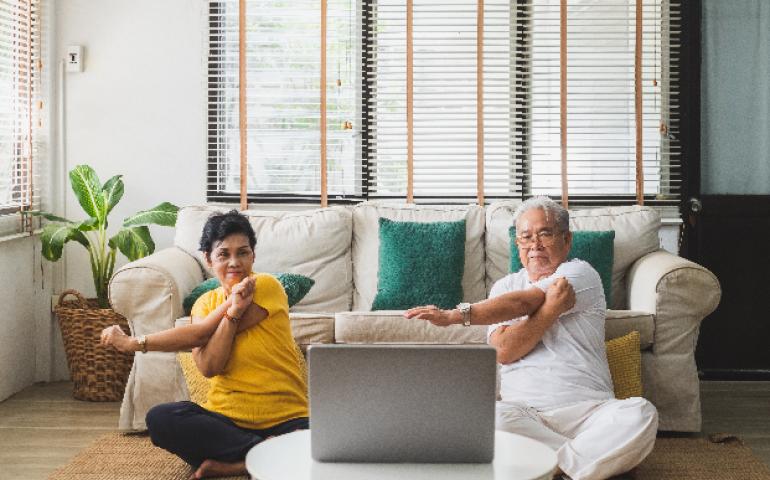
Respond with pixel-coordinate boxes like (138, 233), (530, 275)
(681, 1), (770, 379)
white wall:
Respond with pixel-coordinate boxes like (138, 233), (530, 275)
(0, 237), (59, 401)
(56, 0), (208, 295)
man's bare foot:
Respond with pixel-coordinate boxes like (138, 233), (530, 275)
(190, 459), (247, 479)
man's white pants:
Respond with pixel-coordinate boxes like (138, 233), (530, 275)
(496, 397), (658, 480)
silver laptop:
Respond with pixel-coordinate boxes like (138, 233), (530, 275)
(308, 344), (497, 463)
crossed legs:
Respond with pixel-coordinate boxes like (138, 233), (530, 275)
(146, 401), (308, 478)
(496, 397), (658, 480)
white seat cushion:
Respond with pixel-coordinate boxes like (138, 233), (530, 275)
(335, 310), (653, 349)
(351, 202), (486, 311)
(335, 311), (488, 344)
(290, 312), (335, 348)
(606, 310), (654, 349)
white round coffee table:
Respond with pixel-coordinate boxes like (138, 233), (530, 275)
(246, 430), (557, 480)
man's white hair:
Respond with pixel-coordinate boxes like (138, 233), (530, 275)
(513, 196), (570, 232)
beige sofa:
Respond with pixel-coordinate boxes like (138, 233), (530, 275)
(109, 201), (720, 433)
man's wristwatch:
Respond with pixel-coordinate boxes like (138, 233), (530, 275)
(456, 302), (472, 326)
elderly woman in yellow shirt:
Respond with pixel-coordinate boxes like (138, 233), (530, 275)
(100, 210), (308, 479)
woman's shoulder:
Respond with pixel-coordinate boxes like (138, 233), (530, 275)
(250, 273), (287, 296)
(251, 272), (280, 286)
(191, 286), (225, 315)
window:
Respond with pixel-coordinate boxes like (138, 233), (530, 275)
(207, 0), (358, 202)
(514, 0), (680, 208)
(0, 0), (42, 236)
(207, 0), (681, 208)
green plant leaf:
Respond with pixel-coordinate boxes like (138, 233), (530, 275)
(40, 223), (89, 261)
(122, 202), (178, 227)
(76, 217), (99, 232)
(27, 211), (73, 223)
(69, 165), (106, 222)
(109, 226), (155, 262)
(102, 175), (124, 217)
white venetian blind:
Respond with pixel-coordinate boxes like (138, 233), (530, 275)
(207, 0), (681, 208)
(513, 0), (681, 209)
(0, 0), (41, 236)
(364, 0), (517, 201)
(207, 0), (358, 202)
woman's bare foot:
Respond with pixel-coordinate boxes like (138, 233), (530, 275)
(190, 459), (247, 479)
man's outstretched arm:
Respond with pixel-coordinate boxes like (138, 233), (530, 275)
(404, 286), (547, 327)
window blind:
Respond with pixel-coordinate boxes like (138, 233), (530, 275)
(207, 0), (358, 203)
(0, 0), (42, 237)
(513, 0), (681, 209)
(364, 0), (517, 201)
(208, 0), (681, 211)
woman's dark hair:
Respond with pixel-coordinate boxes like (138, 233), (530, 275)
(198, 210), (257, 255)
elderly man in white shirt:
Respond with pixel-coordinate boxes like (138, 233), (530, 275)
(405, 196), (658, 480)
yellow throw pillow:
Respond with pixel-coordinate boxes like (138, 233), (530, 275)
(177, 352), (211, 405)
(176, 344), (309, 405)
(605, 331), (643, 399)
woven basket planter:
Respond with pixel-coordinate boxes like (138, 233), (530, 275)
(54, 289), (135, 402)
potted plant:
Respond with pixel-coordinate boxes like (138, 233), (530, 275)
(32, 164), (178, 401)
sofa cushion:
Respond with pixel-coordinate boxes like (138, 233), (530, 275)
(174, 206), (353, 313)
(177, 352), (209, 405)
(486, 201), (661, 309)
(335, 311), (488, 344)
(605, 331), (643, 399)
(290, 313), (335, 350)
(606, 310), (654, 349)
(510, 228), (615, 304)
(372, 218), (466, 310)
(352, 202), (486, 311)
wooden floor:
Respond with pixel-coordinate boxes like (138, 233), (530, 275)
(0, 381), (768, 480)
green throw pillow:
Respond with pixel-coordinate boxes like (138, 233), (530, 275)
(371, 217), (466, 310)
(182, 273), (315, 316)
(509, 228), (615, 304)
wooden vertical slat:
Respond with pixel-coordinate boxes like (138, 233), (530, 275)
(238, 0), (248, 211)
(406, 0), (414, 203)
(635, 0), (644, 205)
(24, 0), (33, 232)
(476, 0), (484, 206)
(560, 0), (568, 209)
(320, 0), (328, 207)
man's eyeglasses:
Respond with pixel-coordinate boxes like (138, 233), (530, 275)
(515, 230), (561, 248)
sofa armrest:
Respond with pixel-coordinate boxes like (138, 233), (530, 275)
(626, 249), (720, 431)
(627, 249), (721, 343)
(109, 246), (204, 337)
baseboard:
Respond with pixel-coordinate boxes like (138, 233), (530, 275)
(699, 369), (770, 381)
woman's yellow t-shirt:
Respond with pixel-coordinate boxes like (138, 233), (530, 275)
(190, 273), (309, 430)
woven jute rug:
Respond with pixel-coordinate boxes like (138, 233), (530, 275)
(49, 432), (770, 480)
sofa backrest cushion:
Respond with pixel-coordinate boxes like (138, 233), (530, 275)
(372, 217), (466, 310)
(174, 206), (353, 313)
(352, 202), (486, 311)
(486, 201), (661, 309)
